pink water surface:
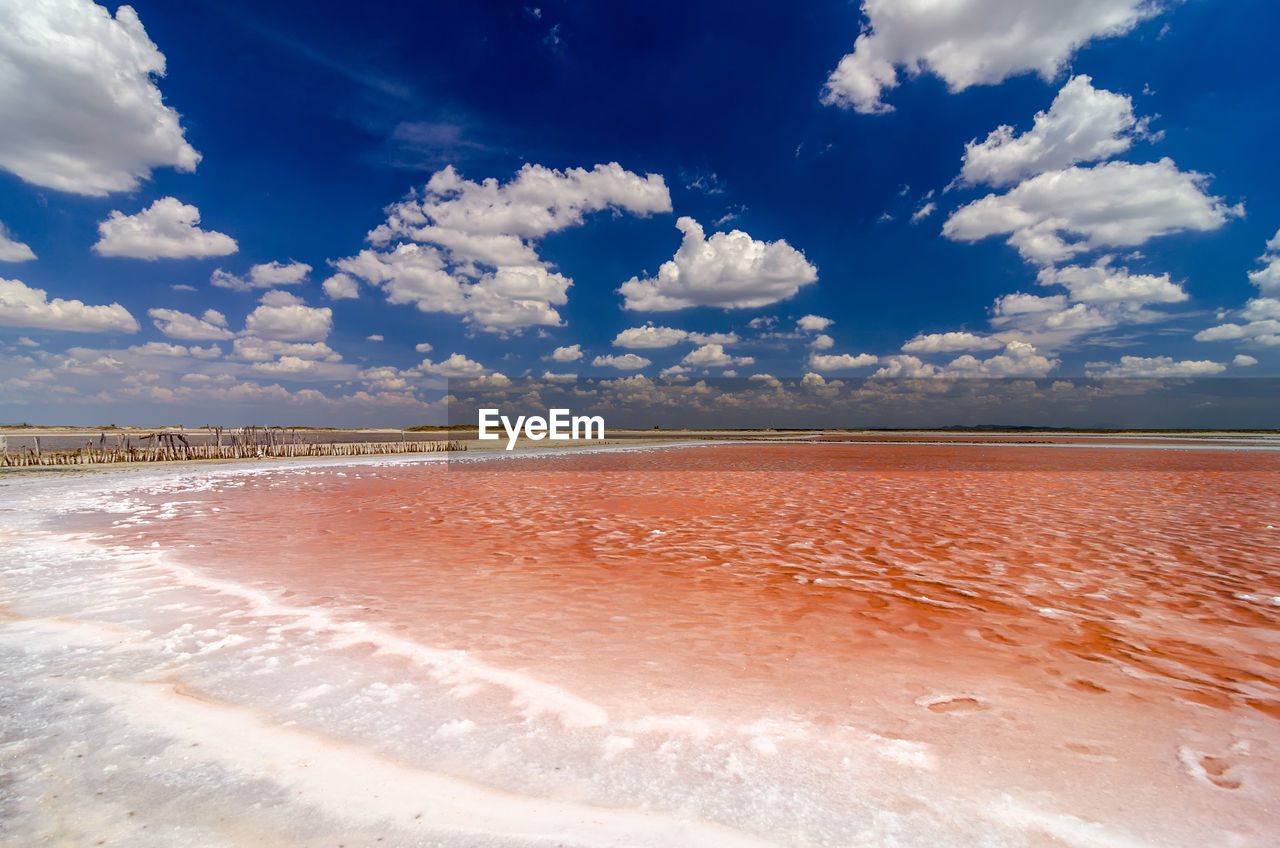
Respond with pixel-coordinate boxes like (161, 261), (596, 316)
(91, 441), (1280, 835)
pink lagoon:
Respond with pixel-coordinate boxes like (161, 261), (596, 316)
(2, 438), (1278, 846)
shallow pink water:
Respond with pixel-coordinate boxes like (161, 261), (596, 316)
(98, 443), (1280, 719)
(87, 441), (1280, 836)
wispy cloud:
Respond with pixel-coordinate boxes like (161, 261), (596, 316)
(239, 17), (416, 102)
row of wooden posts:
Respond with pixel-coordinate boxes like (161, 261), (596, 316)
(0, 427), (467, 468)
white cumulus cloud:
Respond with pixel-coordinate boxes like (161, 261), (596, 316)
(810, 333), (834, 350)
(127, 341), (220, 359)
(1241, 298), (1280, 321)
(469, 373), (512, 389)
(901, 331), (1005, 353)
(250, 356), (354, 380)
(809, 352), (878, 371)
(592, 353), (651, 370)
(322, 273), (360, 299)
(335, 244), (459, 311)
(613, 324), (692, 348)
(800, 372), (843, 394)
(980, 259), (1189, 348)
(359, 366), (412, 392)
(420, 353), (486, 377)
(1036, 258), (1187, 304)
(821, 0), (1165, 115)
(611, 324), (739, 349)
(619, 217), (817, 311)
(550, 344), (583, 362)
(211, 260), (312, 291)
(990, 295), (1167, 347)
(796, 314), (833, 332)
(1248, 228), (1280, 294)
(464, 265), (571, 330)
(960, 75), (1152, 187)
(681, 343), (753, 368)
(873, 355), (937, 378)
(1194, 319), (1280, 345)
(242, 291), (332, 342)
(249, 261), (311, 285)
(372, 162), (671, 247)
(93, 198), (236, 260)
(148, 307), (234, 340)
(0, 222), (36, 262)
(944, 340), (1058, 377)
(0, 0), (200, 195)
(337, 163), (671, 332)
(1085, 355), (1227, 378)
(0, 277), (138, 333)
(229, 338), (341, 363)
(944, 159), (1241, 266)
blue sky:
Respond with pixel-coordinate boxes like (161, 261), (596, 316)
(1, 0), (1278, 426)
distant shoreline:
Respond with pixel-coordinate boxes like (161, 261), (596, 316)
(5, 424), (1280, 436)
(4, 428), (1279, 477)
